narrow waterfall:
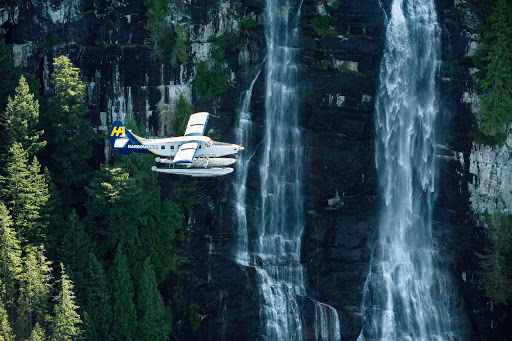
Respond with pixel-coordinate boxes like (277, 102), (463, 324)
(234, 66), (263, 266)
(255, 0), (305, 339)
(233, 0), (340, 339)
(360, 0), (454, 340)
(314, 301), (342, 341)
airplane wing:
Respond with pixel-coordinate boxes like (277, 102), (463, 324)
(184, 112), (209, 136)
(172, 142), (199, 164)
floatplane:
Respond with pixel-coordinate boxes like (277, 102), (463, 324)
(109, 112), (244, 177)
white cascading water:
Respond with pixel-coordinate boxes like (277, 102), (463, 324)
(359, 0), (455, 340)
(234, 65), (263, 266)
(314, 301), (342, 341)
(233, 0), (340, 339)
(256, 0), (305, 339)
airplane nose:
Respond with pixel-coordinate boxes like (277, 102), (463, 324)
(239, 146), (245, 151)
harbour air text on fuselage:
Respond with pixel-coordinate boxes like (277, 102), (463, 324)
(109, 112), (244, 177)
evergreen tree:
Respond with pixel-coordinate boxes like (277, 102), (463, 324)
(40, 56), (92, 208)
(50, 264), (82, 341)
(0, 299), (14, 341)
(28, 322), (45, 341)
(0, 143), (49, 244)
(86, 168), (139, 257)
(473, 0), (512, 141)
(110, 246), (137, 341)
(0, 202), (21, 312)
(18, 245), (52, 338)
(477, 213), (512, 304)
(137, 258), (171, 341)
(59, 211), (92, 305)
(0, 75), (45, 157)
(83, 252), (111, 340)
(0, 40), (21, 113)
(42, 168), (65, 261)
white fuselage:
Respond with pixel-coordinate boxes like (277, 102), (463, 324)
(136, 135), (243, 158)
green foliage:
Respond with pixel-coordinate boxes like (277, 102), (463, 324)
(137, 258), (171, 340)
(0, 299), (14, 341)
(0, 40), (21, 113)
(330, 0), (340, 10)
(213, 33), (245, 61)
(86, 168), (140, 254)
(0, 143), (49, 244)
(0, 202), (21, 308)
(312, 60), (330, 70)
(28, 323), (45, 341)
(41, 56), (92, 208)
(83, 253), (111, 340)
(477, 213), (512, 305)
(0, 75), (46, 157)
(110, 246), (137, 341)
(472, 0), (512, 143)
(312, 16), (338, 38)
(170, 26), (190, 65)
(59, 211), (93, 305)
(144, 0), (189, 64)
(50, 264), (82, 341)
(194, 61), (230, 100)
(188, 303), (200, 332)
(37, 34), (62, 49)
(17, 245), (52, 339)
(240, 18), (258, 31)
(174, 95), (194, 135)
(77, 9), (95, 15)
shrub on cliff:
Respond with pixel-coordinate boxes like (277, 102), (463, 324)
(194, 61), (230, 101)
(472, 0), (512, 144)
(477, 212), (512, 305)
(144, 0), (189, 65)
(174, 95), (194, 135)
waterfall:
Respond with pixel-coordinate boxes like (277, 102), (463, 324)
(233, 0), (340, 339)
(255, 0), (305, 339)
(234, 65), (263, 266)
(360, 0), (455, 340)
(314, 301), (342, 341)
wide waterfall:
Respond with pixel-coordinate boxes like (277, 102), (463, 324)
(359, 0), (455, 340)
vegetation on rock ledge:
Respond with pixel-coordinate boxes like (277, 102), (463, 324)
(472, 0), (512, 144)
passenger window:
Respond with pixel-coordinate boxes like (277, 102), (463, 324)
(171, 145), (174, 150)
(161, 145), (165, 149)
(199, 145), (201, 149)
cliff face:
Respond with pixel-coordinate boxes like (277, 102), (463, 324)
(2, 0), (511, 339)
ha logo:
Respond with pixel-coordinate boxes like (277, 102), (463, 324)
(111, 126), (125, 137)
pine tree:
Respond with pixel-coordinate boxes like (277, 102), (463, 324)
(0, 298), (14, 341)
(137, 258), (171, 341)
(83, 252), (111, 340)
(59, 211), (92, 305)
(0, 143), (49, 244)
(40, 56), (92, 208)
(0, 75), (45, 157)
(18, 245), (52, 338)
(50, 264), (82, 341)
(41, 168), (64, 261)
(110, 246), (137, 341)
(0, 40), (21, 113)
(28, 322), (45, 341)
(0, 202), (22, 312)
(474, 0), (512, 140)
(85, 168), (140, 257)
